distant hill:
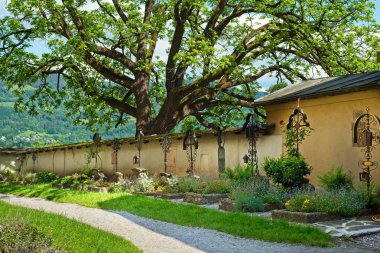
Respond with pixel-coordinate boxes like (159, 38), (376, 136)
(0, 82), (135, 148)
(0, 79), (267, 148)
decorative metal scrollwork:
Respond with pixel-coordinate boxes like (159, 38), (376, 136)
(286, 100), (311, 156)
(241, 106), (268, 176)
(112, 139), (122, 172)
(32, 153), (37, 173)
(160, 133), (172, 173)
(135, 130), (144, 167)
(354, 108), (380, 196)
(183, 130), (198, 176)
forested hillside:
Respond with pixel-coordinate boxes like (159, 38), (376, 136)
(0, 84), (135, 148)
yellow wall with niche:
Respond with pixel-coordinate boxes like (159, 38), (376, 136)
(264, 89), (380, 186)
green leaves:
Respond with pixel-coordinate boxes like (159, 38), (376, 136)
(0, 0), (379, 134)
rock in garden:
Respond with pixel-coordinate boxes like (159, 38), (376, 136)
(159, 172), (172, 178)
(132, 167), (148, 178)
(109, 172), (125, 184)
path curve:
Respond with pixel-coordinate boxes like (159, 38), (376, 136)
(0, 194), (376, 253)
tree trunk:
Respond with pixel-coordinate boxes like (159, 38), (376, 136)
(134, 74), (153, 133)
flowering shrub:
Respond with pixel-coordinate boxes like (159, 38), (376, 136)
(163, 177), (201, 193)
(235, 192), (265, 212)
(230, 178), (269, 200)
(285, 189), (366, 216)
(163, 177), (231, 194)
(203, 180), (230, 194)
(133, 177), (154, 192)
(0, 220), (57, 252)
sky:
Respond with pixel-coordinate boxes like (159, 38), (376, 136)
(0, 0), (380, 89)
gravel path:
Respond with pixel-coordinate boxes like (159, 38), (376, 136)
(0, 194), (377, 253)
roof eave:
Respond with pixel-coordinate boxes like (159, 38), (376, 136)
(255, 83), (380, 107)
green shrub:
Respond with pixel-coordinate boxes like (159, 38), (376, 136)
(230, 178), (269, 199)
(56, 176), (75, 187)
(164, 177), (201, 193)
(285, 189), (366, 216)
(203, 180), (230, 194)
(235, 193), (265, 212)
(263, 155), (311, 188)
(108, 184), (127, 193)
(318, 165), (353, 190)
(35, 171), (58, 183)
(80, 166), (96, 177)
(261, 187), (291, 205)
(222, 164), (253, 181)
(0, 220), (57, 252)
(23, 173), (37, 184)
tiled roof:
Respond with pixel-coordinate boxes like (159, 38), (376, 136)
(255, 71), (380, 106)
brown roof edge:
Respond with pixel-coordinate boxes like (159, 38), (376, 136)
(255, 84), (380, 107)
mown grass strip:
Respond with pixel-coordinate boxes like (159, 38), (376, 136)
(0, 200), (141, 253)
(0, 183), (333, 247)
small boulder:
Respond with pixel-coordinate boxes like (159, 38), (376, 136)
(109, 172), (125, 184)
(132, 167), (148, 178)
(90, 169), (107, 182)
(159, 172), (172, 178)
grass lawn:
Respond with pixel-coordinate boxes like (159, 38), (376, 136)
(0, 183), (333, 247)
(0, 200), (141, 253)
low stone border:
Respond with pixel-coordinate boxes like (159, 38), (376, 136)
(219, 198), (235, 211)
(159, 193), (183, 199)
(219, 198), (283, 212)
(183, 193), (228, 205)
(87, 186), (109, 193)
(7, 181), (27, 185)
(264, 203), (284, 212)
(272, 210), (339, 223)
(134, 192), (183, 199)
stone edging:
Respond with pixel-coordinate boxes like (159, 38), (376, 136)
(272, 210), (340, 223)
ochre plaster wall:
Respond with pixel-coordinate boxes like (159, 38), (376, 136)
(0, 154), (18, 173)
(265, 89), (380, 186)
(1, 132), (282, 179)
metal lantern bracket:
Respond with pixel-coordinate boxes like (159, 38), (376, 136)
(92, 132), (102, 146)
(112, 139), (122, 172)
(354, 108), (380, 196)
(241, 110), (268, 176)
(135, 130), (144, 167)
(183, 130), (198, 176)
(92, 132), (102, 169)
(285, 100), (311, 156)
(32, 153), (37, 173)
(286, 107), (310, 130)
(160, 133), (172, 172)
(183, 130), (199, 150)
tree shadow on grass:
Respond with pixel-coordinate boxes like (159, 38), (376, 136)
(0, 183), (71, 201)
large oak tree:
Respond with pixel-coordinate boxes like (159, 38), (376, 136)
(0, 0), (379, 135)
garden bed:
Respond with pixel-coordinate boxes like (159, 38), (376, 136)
(272, 210), (340, 223)
(219, 198), (283, 212)
(183, 193), (228, 205)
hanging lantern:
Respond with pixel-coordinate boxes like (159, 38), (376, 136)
(243, 154), (249, 164)
(133, 155), (139, 165)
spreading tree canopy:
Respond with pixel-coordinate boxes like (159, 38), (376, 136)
(0, 0), (379, 135)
